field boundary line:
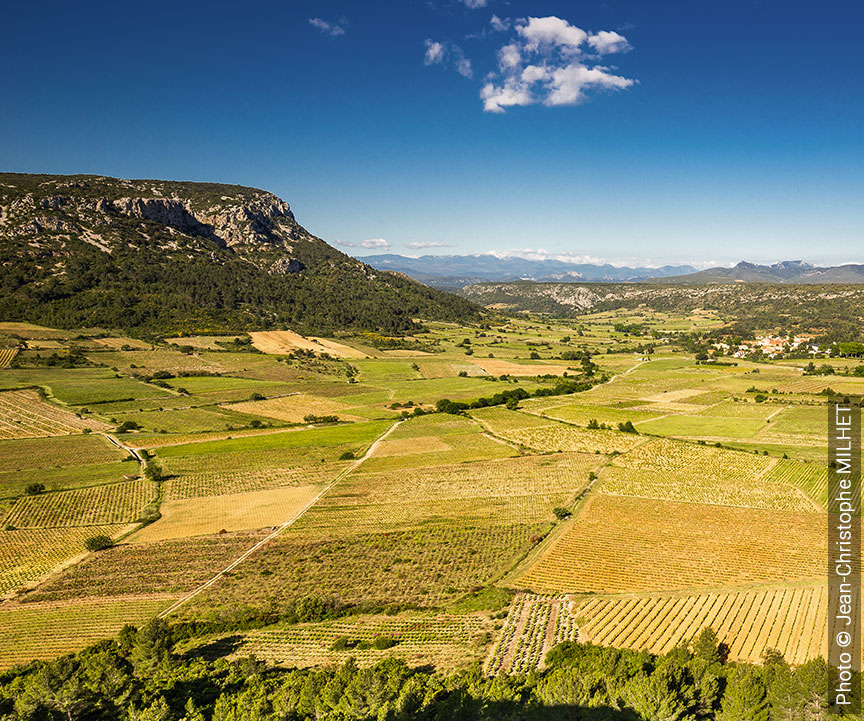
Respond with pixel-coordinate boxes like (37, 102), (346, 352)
(157, 419), (404, 619)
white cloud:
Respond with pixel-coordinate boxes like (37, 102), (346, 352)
(405, 241), (456, 250)
(480, 77), (534, 113)
(309, 17), (347, 37)
(490, 15), (511, 32)
(546, 64), (634, 106)
(424, 40), (472, 79)
(460, 0), (487, 8)
(517, 16), (587, 54)
(338, 238), (392, 250)
(361, 238), (391, 250)
(424, 40), (445, 65)
(587, 30), (632, 55)
(497, 43), (522, 71)
(480, 15), (635, 113)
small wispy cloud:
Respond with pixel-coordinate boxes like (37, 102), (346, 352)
(309, 16), (348, 37)
(405, 241), (456, 249)
(423, 39), (473, 78)
(338, 238), (392, 250)
(490, 15), (511, 32)
(460, 0), (488, 8)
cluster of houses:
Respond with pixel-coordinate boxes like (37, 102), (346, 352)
(712, 334), (819, 359)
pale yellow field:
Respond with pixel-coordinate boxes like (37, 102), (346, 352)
(91, 337), (152, 350)
(371, 435), (452, 457)
(130, 485), (323, 542)
(249, 330), (368, 358)
(575, 584), (829, 665)
(226, 394), (363, 423)
(469, 358), (572, 376)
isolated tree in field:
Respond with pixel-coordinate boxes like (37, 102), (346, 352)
(85, 535), (113, 552)
(144, 462), (164, 483)
(25, 482), (45, 495)
(505, 397), (520, 411)
(617, 420), (638, 433)
(552, 507), (571, 520)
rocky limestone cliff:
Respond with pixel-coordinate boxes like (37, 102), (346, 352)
(0, 172), (479, 333)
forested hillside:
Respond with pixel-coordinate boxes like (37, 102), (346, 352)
(0, 174), (478, 335)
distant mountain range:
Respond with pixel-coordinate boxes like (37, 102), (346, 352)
(653, 260), (864, 284)
(362, 255), (864, 287)
(360, 253), (696, 288)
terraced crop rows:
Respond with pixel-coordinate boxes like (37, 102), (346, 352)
(576, 585), (829, 664)
(1, 434), (125, 471)
(237, 613), (487, 670)
(0, 389), (107, 438)
(764, 458), (830, 506)
(0, 596), (174, 668)
(0, 349), (17, 368)
(183, 522), (548, 615)
(599, 466), (816, 512)
(485, 594), (577, 676)
(516, 494), (824, 594)
(303, 453), (603, 529)
(165, 463), (348, 499)
(495, 424), (644, 454)
(4, 480), (155, 528)
(23, 530), (270, 602)
(612, 437), (774, 479)
(0, 525), (127, 595)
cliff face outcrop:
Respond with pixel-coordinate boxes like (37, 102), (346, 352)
(0, 175), (314, 273)
(0, 172), (478, 334)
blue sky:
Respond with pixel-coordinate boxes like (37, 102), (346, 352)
(1, 0), (862, 267)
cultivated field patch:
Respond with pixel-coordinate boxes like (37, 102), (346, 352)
(0, 388), (108, 438)
(0, 525), (127, 596)
(131, 485), (323, 542)
(4, 480), (156, 528)
(226, 394), (362, 423)
(575, 584), (828, 665)
(515, 494), (824, 593)
(22, 531), (270, 602)
(0, 596), (174, 668)
(227, 612), (490, 671)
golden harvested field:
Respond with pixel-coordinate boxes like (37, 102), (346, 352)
(131, 485), (323, 542)
(226, 393), (363, 423)
(0, 348), (17, 368)
(0, 596), (176, 669)
(0, 388), (109, 438)
(468, 358), (571, 376)
(3, 480), (156, 528)
(91, 336), (152, 350)
(164, 335), (242, 349)
(575, 584), (829, 665)
(249, 330), (368, 358)
(231, 612), (490, 671)
(515, 494), (824, 594)
(0, 525), (127, 596)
